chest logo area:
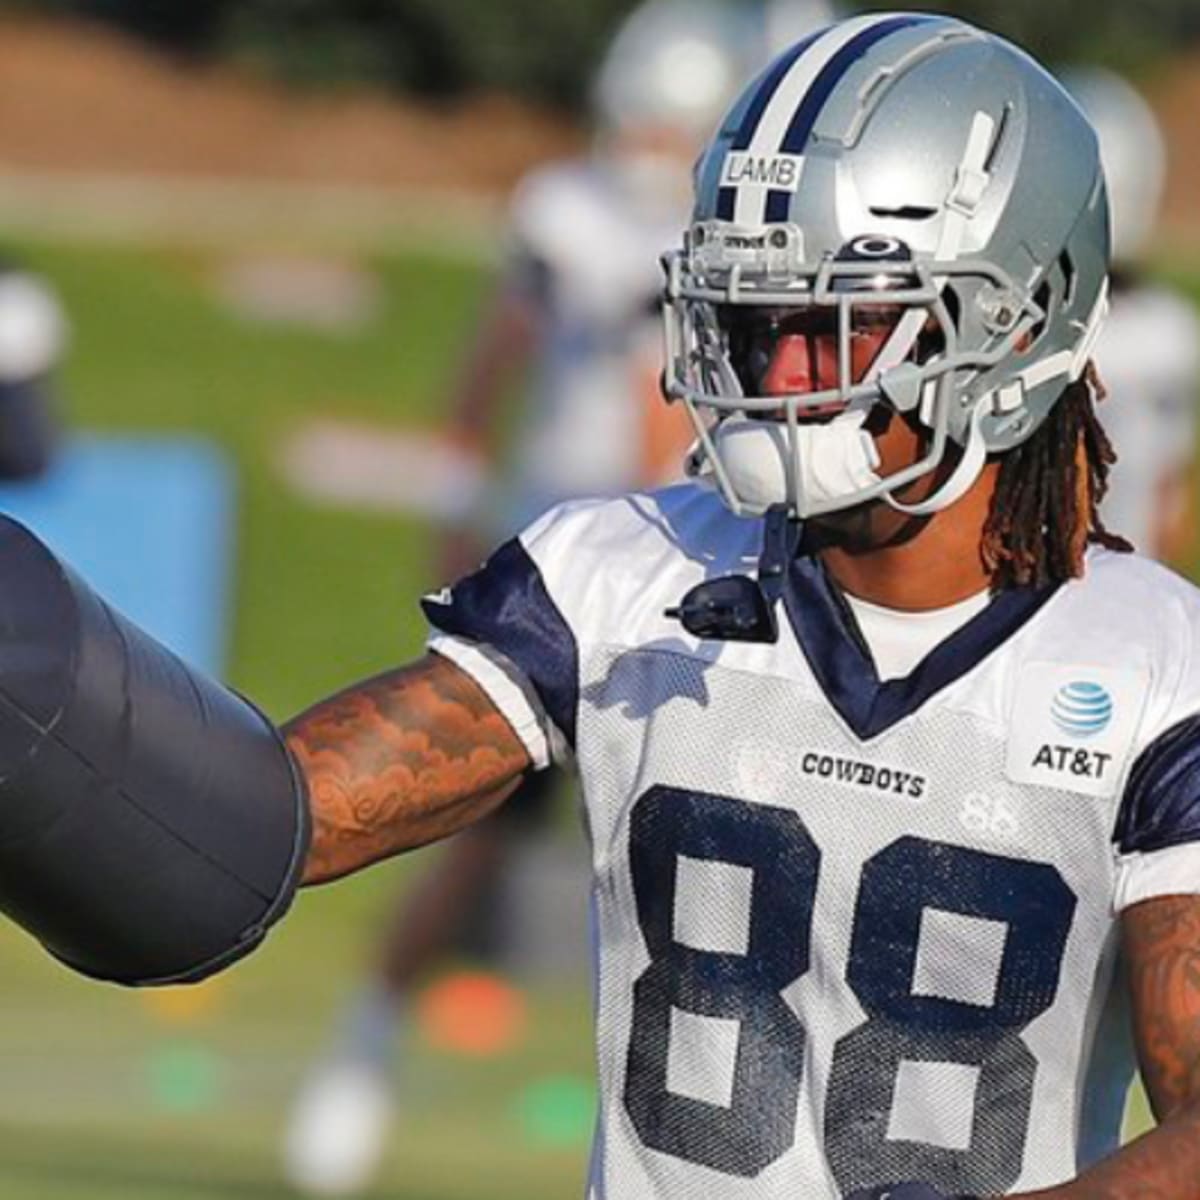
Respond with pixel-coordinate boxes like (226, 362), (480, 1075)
(1006, 663), (1146, 799)
(799, 751), (927, 802)
(730, 740), (927, 804)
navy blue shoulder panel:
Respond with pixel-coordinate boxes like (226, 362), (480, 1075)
(1116, 713), (1200, 854)
(421, 537), (579, 748)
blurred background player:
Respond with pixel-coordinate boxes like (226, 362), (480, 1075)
(279, 1), (826, 1193)
(437, 0), (842, 553)
(1064, 67), (1200, 562)
(0, 263), (67, 480)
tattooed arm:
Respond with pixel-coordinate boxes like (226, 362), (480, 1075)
(1017, 893), (1200, 1199)
(286, 651), (532, 885)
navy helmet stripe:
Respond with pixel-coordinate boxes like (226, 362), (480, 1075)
(765, 190), (791, 223)
(761, 15), (935, 221)
(779, 15), (933, 155)
(731, 27), (828, 151)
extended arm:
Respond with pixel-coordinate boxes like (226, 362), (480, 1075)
(1017, 893), (1200, 1199)
(288, 651), (532, 885)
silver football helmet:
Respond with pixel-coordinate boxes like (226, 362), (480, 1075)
(0, 271), (67, 384)
(662, 13), (1111, 519)
(592, 0), (763, 144)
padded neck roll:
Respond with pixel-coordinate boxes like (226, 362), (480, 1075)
(0, 516), (310, 985)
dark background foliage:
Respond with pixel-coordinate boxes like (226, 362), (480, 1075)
(3, 0), (1197, 107)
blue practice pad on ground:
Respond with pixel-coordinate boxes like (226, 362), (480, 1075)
(0, 435), (235, 676)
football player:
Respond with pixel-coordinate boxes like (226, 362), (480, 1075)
(1063, 66), (1200, 565)
(280, 13), (1200, 1198)
(282, 2), (787, 1193)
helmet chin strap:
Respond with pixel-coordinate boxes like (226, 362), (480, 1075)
(689, 403), (882, 517)
(882, 394), (990, 517)
(665, 400), (989, 645)
(685, 392), (989, 520)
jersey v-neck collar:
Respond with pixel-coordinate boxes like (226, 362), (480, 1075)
(782, 552), (1061, 741)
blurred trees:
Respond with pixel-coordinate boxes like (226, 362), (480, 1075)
(2, 0), (236, 52)
(2, 0), (1197, 108)
(863, 0), (1200, 73)
(218, 0), (635, 104)
(1, 0), (637, 104)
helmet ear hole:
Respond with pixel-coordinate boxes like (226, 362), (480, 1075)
(914, 287), (960, 363)
(1058, 250), (1078, 308)
(1024, 280), (1055, 351)
(944, 286), (962, 329)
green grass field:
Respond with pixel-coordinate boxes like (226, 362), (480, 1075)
(0, 234), (1193, 1197)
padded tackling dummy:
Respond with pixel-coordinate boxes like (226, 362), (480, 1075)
(0, 515), (309, 985)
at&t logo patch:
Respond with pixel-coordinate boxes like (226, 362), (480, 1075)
(1006, 663), (1146, 799)
(1050, 681), (1113, 738)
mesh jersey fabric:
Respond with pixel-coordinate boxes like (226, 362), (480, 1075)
(425, 482), (1200, 1197)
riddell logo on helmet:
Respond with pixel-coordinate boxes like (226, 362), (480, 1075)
(720, 152), (805, 191)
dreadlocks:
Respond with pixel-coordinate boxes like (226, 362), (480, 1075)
(981, 363), (1131, 591)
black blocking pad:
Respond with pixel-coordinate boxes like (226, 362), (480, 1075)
(0, 516), (310, 985)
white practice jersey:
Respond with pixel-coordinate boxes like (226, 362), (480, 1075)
(424, 483), (1200, 1197)
(499, 159), (687, 529)
(1094, 284), (1200, 553)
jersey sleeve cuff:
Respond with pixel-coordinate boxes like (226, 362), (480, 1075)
(1113, 842), (1200, 912)
(427, 633), (561, 770)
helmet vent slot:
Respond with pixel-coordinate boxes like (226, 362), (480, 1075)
(983, 102), (1014, 172)
(868, 205), (938, 220)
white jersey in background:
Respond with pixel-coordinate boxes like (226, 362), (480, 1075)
(1094, 285), (1200, 553)
(499, 160), (687, 529)
(425, 483), (1200, 1199)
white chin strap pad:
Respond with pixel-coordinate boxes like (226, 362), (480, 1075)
(705, 410), (882, 517)
(883, 396), (990, 517)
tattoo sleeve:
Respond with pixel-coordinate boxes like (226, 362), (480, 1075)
(286, 651), (532, 885)
(1015, 893), (1200, 1200)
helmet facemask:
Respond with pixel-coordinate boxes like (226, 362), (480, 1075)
(662, 220), (1058, 520)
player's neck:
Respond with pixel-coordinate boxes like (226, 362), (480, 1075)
(814, 464), (1000, 612)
